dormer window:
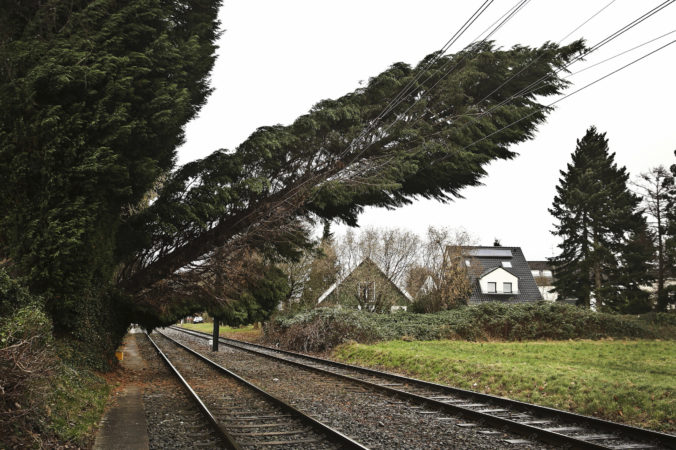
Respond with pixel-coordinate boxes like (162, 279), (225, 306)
(502, 261), (512, 268)
(487, 282), (497, 293)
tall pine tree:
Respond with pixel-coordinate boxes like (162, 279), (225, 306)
(549, 127), (652, 311)
(664, 151), (676, 309)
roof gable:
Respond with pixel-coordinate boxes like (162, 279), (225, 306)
(479, 266), (518, 280)
(317, 257), (413, 304)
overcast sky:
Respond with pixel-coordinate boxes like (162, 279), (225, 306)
(176, 0), (676, 260)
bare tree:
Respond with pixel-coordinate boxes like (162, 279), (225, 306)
(336, 227), (421, 286)
(633, 166), (675, 309)
(422, 226), (476, 282)
(410, 226), (477, 312)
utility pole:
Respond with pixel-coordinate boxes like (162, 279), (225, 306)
(212, 317), (219, 351)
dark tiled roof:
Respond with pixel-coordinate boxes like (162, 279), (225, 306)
(528, 260), (553, 271)
(461, 246), (543, 304)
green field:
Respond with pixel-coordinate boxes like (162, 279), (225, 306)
(178, 323), (262, 341)
(333, 340), (675, 431)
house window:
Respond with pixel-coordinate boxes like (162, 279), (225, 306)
(487, 282), (497, 293)
(503, 282), (513, 293)
(542, 270), (552, 277)
(358, 281), (375, 302)
(531, 270), (540, 277)
(502, 261), (512, 268)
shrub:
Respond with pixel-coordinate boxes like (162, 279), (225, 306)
(0, 304), (58, 447)
(265, 303), (668, 352)
(264, 308), (380, 352)
(0, 272), (110, 447)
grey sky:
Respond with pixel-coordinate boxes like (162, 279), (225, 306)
(176, 0), (676, 260)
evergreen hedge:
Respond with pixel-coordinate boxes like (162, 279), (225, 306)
(264, 303), (673, 352)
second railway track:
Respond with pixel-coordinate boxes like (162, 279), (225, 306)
(167, 325), (675, 450)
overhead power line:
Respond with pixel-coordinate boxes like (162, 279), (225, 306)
(338, 0), (532, 172)
(423, 37), (676, 171)
(475, 0), (676, 121)
(344, 0), (497, 157)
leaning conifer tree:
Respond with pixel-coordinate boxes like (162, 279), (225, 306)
(549, 127), (652, 311)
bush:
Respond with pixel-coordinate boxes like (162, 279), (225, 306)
(0, 271), (110, 448)
(265, 303), (669, 352)
(264, 308), (380, 352)
(0, 304), (58, 447)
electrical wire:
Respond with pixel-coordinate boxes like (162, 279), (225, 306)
(409, 37), (676, 175)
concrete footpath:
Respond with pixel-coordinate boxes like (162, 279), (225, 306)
(93, 329), (150, 450)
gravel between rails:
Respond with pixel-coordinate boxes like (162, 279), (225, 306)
(163, 328), (553, 449)
(135, 333), (227, 449)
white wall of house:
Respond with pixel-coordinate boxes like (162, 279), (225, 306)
(538, 285), (558, 301)
(479, 268), (519, 294)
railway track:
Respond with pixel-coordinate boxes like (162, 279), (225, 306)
(169, 326), (675, 450)
(147, 331), (367, 449)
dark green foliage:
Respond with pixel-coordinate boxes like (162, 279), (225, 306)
(122, 40), (585, 294)
(213, 264), (290, 327)
(264, 303), (668, 352)
(0, 268), (40, 317)
(0, 0), (220, 356)
(549, 127), (652, 311)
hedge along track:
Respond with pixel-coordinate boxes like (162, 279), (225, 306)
(169, 326), (676, 450)
(147, 331), (367, 449)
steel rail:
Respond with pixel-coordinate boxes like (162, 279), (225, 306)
(171, 326), (675, 450)
(146, 332), (242, 450)
(156, 330), (368, 450)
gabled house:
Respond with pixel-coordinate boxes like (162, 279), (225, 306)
(455, 246), (542, 304)
(317, 257), (413, 313)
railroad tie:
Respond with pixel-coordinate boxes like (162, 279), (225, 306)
(238, 438), (322, 446)
(224, 415), (293, 421)
(543, 426), (585, 433)
(574, 434), (618, 441)
(230, 429), (310, 437)
(225, 422), (297, 429)
(609, 445), (657, 449)
(504, 439), (532, 445)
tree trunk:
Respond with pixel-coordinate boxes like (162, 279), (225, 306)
(656, 196), (666, 311)
(593, 229), (601, 309)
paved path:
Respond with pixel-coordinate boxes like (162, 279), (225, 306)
(93, 330), (149, 450)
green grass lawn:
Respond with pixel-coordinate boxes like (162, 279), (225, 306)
(178, 323), (262, 341)
(333, 340), (675, 431)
